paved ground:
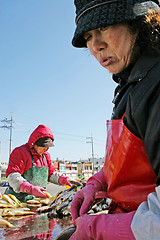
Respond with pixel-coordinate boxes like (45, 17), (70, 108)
(0, 183), (66, 196)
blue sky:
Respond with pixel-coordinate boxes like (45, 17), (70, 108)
(0, 0), (117, 163)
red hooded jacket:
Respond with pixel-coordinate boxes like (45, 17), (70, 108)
(6, 125), (56, 180)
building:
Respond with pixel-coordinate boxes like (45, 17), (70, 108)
(53, 160), (92, 179)
(53, 157), (104, 179)
(87, 157), (105, 172)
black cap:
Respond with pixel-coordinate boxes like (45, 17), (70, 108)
(72, 0), (160, 48)
(35, 137), (54, 147)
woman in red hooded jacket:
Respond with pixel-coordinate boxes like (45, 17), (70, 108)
(5, 124), (71, 202)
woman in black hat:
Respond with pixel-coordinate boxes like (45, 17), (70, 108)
(5, 124), (71, 202)
(69, 0), (160, 239)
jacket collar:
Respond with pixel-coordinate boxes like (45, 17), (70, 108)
(113, 53), (160, 84)
(128, 53), (160, 83)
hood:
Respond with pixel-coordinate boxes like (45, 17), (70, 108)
(28, 125), (54, 149)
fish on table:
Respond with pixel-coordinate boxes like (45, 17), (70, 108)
(38, 180), (112, 218)
(0, 217), (14, 228)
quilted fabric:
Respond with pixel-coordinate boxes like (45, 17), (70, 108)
(72, 0), (160, 47)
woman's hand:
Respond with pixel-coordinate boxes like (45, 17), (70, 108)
(19, 181), (48, 198)
(58, 175), (72, 187)
(71, 184), (98, 225)
(71, 169), (107, 225)
(69, 212), (136, 240)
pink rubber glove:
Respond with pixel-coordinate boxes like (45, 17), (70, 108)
(69, 211), (136, 240)
(19, 181), (48, 198)
(71, 168), (107, 225)
(58, 175), (72, 187)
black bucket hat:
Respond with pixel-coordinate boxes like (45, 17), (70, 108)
(72, 0), (160, 48)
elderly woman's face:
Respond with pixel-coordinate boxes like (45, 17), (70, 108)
(34, 145), (49, 155)
(84, 23), (138, 74)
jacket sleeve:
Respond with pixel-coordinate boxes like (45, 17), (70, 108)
(8, 172), (27, 193)
(131, 185), (160, 240)
(49, 172), (60, 185)
(6, 147), (31, 177)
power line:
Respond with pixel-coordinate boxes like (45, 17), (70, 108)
(54, 131), (105, 144)
(54, 131), (87, 139)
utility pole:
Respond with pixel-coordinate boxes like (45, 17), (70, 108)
(86, 134), (95, 175)
(9, 113), (13, 156)
(0, 113), (14, 156)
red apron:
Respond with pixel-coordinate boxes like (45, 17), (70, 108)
(103, 118), (156, 213)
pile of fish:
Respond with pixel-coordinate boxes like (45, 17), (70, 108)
(26, 191), (53, 208)
(0, 193), (35, 228)
(37, 180), (111, 218)
(37, 180), (85, 217)
(0, 180), (112, 228)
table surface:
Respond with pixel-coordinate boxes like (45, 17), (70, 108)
(0, 183), (72, 240)
(1, 212), (73, 240)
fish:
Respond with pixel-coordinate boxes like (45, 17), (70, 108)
(0, 217), (14, 228)
(49, 190), (67, 207)
(35, 178), (112, 219)
(2, 208), (35, 217)
(102, 204), (109, 210)
(0, 199), (9, 204)
(70, 180), (84, 187)
(12, 210), (35, 216)
(91, 199), (109, 213)
(51, 187), (77, 206)
(26, 197), (51, 207)
(39, 179), (114, 218)
(94, 205), (104, 213)
(62, 209), (70, 216)
(39, 198), (51, 205)
(2, 209), (14, 217)
(90, 210), (108, 215)
(60, 191), (75, 203)
(33, 198), (41, 201)
(44, 191), (52, 198)
(19, 202), (27, 208)
(45, 183), (83, 217)
(61, 203), (71, 216)
(54, 226), (76, 240)
(26, 196), (55, 206)
(3, 215), (32, 220)
(55, 190), (64, 198)
(37, 205), (52, 213)
(27, 203), (42, 208)
(0, 203), (14, 208)
(53, 197), (62, 206)
(48, 209), (58, 218)
(2, 194), (16, 207)
(68, 193), (75, 201)
(56, 200), (70, 212)
(87, 209), (95, 214)
(7, 194), (22, 207)
(27, 199), (41, 204)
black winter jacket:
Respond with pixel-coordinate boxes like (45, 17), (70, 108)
(112, 53), (160, 186)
